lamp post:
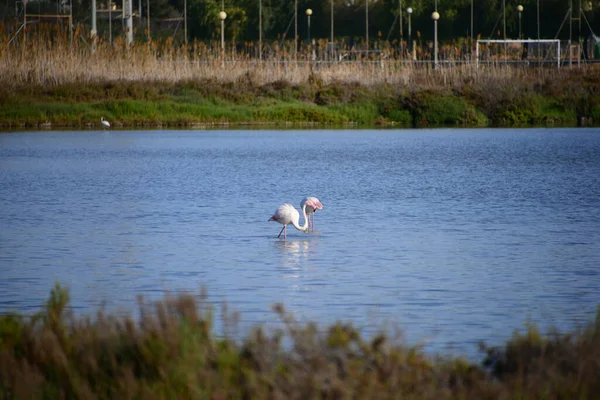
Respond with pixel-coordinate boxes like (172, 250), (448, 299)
(218, 11), (227, 53)
(503, 0), (506, 39)
(306, 8), (312, 42)
(259, 0), (262, 59)
(147, 0), (150, 41)
(432, 11), (439, 68)
(294, 0), (297, 60)
(365, 0), (369, 53)
(330, 0), (334, 57)
(407, 7), (412, 59)
(536, 0), (540, 39)
(399, 0), (403, 53)
(470, 0), (473, 53)
(91, 0), (96, 40)
(109, 2), (112, 45)
(126, 0), (133, 45)
(517, 5), (523, 39)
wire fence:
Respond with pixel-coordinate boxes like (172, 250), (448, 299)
(2, 18), (598, 72)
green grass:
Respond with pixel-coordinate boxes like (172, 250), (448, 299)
(409, 91), (489, 127)
(1, 283), (599, 399)
(1, 76), (600, 128)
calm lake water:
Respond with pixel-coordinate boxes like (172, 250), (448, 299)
(1, 128), (600, 358)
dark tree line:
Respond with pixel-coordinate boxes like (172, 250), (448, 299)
(2, 0), (599, 43)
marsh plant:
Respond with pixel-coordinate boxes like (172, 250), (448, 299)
(1, 23), (600, 127)
(0, 283), (599, 399)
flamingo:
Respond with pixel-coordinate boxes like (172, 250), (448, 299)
(268, 203), (309, 239)
(101, 117), (111, 129)
(300, 196), (323, 231)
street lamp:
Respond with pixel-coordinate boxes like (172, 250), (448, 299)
(517, 5), (523, 39)
(536, 0), (540, 39)
(294, 0), (298, 60)
(365, 0), (369, 53)
(503, 0), (506, 39)
(218, 11), (227, 52)
(330, 0), (334, 54)
(406, 7), (412, 59)
(259, 0), (262, 60)
(432, 11), (439, 68)
(306, 9), (312, 42)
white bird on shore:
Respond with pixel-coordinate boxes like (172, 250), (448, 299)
(268, 203), (309, 239)
(101, 117), (111, 129)
(300, 196), (323, 231)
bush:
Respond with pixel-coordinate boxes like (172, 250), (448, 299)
(1, 284), (599, 399)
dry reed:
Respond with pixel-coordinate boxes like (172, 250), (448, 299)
(1, 22), (588, 90)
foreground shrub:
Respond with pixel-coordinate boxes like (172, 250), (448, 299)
(1, 283), (599, 399)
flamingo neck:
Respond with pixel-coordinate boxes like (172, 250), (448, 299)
(291, 204), (309, 232)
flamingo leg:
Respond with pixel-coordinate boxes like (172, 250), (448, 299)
(277, 225), (285, 238)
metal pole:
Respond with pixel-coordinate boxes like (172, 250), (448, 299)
(126, 0), (133, 45)
(294, 0), (297, 60)
(259, 0), (262, 60)
(91, 0), (96, 54)
(578, 0), (581, 66)
(569, 0), (572, 67)
(503, 0), (506, 39)
(91, 0), (97, 39)
(432, 11), (439, 68)
(330, 0), (334, 50)
(147, 0), (150, 41)
(138, 0), (141, 18)
(470, 0), (473, 56)
(399, 0), (403, 47)
(434, 19), (438, 67)
(307, 13), (311, 42)
(407, 10), (411, 60)
(537, 0), (540, 39)
(69, 0), (73, 47)
(503, 0), (506, 61)
(109, 3), (112, 45)
(365, 0), (369, 53)
(184, 0), (187, 44)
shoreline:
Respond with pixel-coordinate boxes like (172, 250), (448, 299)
(2, 69), (600, 130)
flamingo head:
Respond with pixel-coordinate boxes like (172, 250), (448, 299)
(310, 199), (323, 210)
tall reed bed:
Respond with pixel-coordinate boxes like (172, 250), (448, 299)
(0, 22), (582, 90)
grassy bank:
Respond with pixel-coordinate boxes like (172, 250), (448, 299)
(2, 27), (600, 129)
(0, 284), (599, 399)
(3, 73), (600, 129)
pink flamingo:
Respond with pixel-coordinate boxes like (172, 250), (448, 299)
(268, 203), (309, 239)
(300, 196), (323, 231)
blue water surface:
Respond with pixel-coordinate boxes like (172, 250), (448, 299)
(1, 128), (599, 358)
